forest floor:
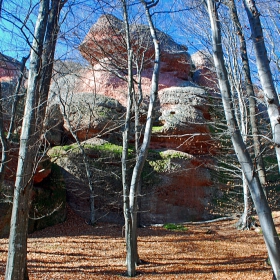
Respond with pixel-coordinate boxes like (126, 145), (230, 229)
(0, 206), (279, 280)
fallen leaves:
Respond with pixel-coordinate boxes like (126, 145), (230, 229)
(0, 207), (279, 279)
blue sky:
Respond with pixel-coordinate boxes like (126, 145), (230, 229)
(0, 0), (194, 64)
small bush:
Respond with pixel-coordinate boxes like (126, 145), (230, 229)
(163, 223), (188, 231)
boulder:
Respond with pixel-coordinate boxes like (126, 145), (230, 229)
(150, 86), (216, 155)
(142, 150), (216, 223)
(49, 143), (217, 224)
(48, 92), (125, 142)
(1, 142), (52, 183)
(0, 164), (67, 238)
(44, 104), (65, 146)
(79, 14), (192, 81)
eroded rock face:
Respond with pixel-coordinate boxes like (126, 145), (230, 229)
(191, 50), (218, 91)
(0, 53), (22, 83)
(142, 150), (216, 224)
(48, 92), (125, 142)
(79, 14), (192, 98)
(2, 142), (52, 184)
(49, 144), (217, 224)
(150, 86), (216, 155)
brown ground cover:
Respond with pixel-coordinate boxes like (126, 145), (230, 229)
(0, 206), (278, 280)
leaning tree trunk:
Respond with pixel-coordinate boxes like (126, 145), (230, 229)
(5, 1), (66, 279)
(228, 0), (267, 229)
(243, 0), (280, 174)
(206, 0), (280, 278)
(228, 0), (267, 189)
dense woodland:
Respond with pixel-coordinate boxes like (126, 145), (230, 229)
(1, 0), (280, 279)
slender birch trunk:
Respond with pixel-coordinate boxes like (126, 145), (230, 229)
(228, 0), (267, 188)
(206, 1), (280, 278)
(121, 0), (160, 276)
(121, 1), (136, 276)
(243, 0), (280, 174)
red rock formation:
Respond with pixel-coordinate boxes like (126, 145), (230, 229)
(79, 14), (192, 96)
(3, 143), (52, 184)
(149, 86), (217, 155)
(0, 53), (22, 82)
(191, 50), (218, 91)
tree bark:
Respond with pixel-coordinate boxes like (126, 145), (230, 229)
(7, 55), (29, 141)
(5, 1), (66, 279)
(206, 1), (280, 278)
(243, 0), (280, 174)
(228, 0), (267, 189)
(5, 1), (49, 279)
(121, 0), (160, 276)
(121, 0), (136, 276)
(0, 82), (8, 185)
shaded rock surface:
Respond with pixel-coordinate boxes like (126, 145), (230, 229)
(48, 143), (218, 224)
(47, 92), (125, 143)
(0, 164), (67, 238)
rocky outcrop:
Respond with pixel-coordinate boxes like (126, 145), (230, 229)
(1, 143), (52, 183)
(47, 92), (125, 142)
(191, 50), (218, 91)
(0, 53), (22, 83)
(151, 85), (216, 155)
(48, 143), (217, 224)
(79, 14), (192, 81)
(143, 150), (216, 223)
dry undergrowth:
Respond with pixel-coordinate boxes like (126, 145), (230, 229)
(1, 206), (279, 280)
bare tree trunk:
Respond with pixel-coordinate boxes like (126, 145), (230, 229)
(121, 0), (137, 276)
(227, 0), (267, 228)
(5, 1), (49, 279)
(121, 0), (160, 276)
(0, 82), (8, 185)
(7, 55), (29, 141)
(206, 1), (280, 278)
(243, 0), (280, 174)
(59, 95), (96, 225)
(5, 1), (66, 279)
(228, 0), (267, 190)
(37, 0), (65, 129)
(237, 173), (250, 230)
